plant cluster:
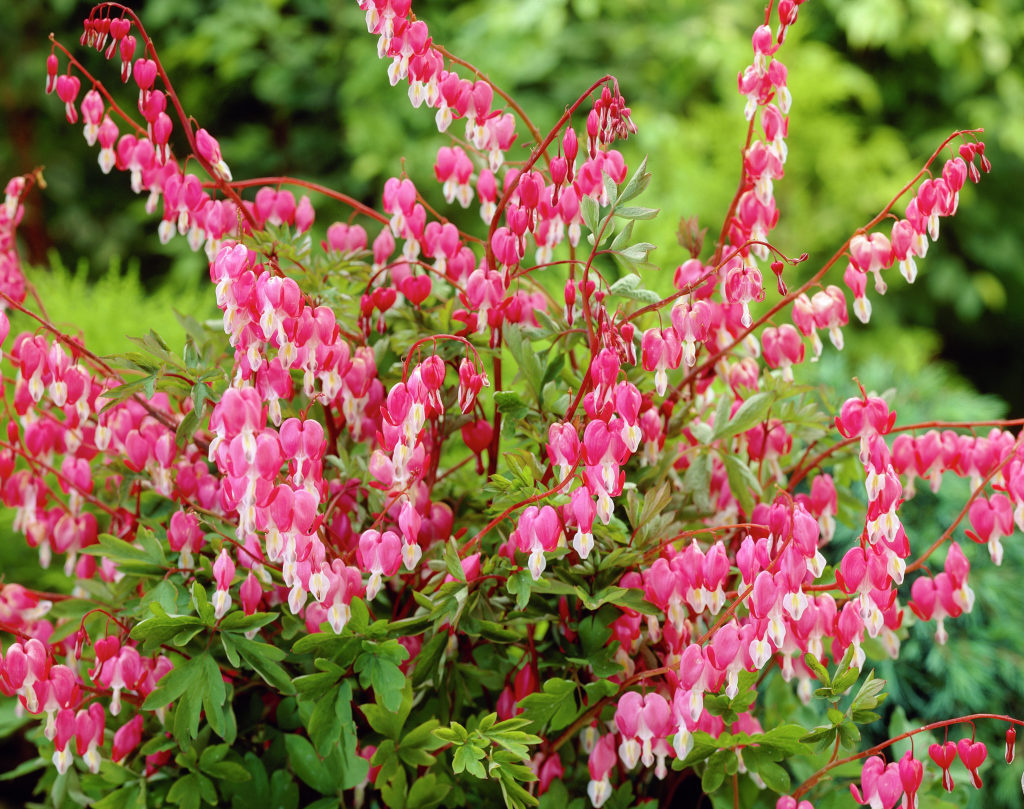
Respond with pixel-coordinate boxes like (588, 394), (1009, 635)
(0, 2), (1019, 808)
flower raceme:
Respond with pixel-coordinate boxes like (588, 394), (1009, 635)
(0, 1), (1014, 808)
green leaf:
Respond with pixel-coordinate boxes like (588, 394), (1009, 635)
(683, 451), (713, 512)
(452, 743), (487, 779)
(801, 726), (838, 751)
(609, 218), (635, 252)
(831, 668), (859, 694)
(851, 673), (888, 710)
(701, 750), (727, 793)
(199, 653), (228, 739)
(506, 571), (533, 611)
(379, 758), (408, 808)
(720, 452), (761, 515)
(83, 533), (165, 574)
(494, 390), (530, 420)
(541, 352), (565, 389)
(362, 680), (413, 740)
(444, 538), (467, 583)
(838, 720), (862, 748)
(406, 773), (451, 809)
(615, 242), (657, 265)
(505, 326), (544, 405)
(200, 761), (251, 783)
(231, 635), (295, 695)
(142, 655), (204, 711)
(803, 652), (830, 686)
(756, 724), (813, 757)
(614, 205), (659, 220)
(218, 611), (278, 633)
(91, 784), (143, 809)
(711, 391), (775, 441)
(433, 724), (468, 745)
(616, 155), (651, 204)
(285, 734), (336, 795)
(267, 770), (299, 809)
(192, 581), (215, 625)
(403, 719), (442, 749)
(175, 407), (201, 447)
(580, 194), (600, 235)
(607, 273), (660, 304)
(308, 681), (354, 754)
(516, 678), (578, 732)
(412, 632), (447, 687)
(0, 756), (46, 782)
(355, 643), (409, 712)
(757, 760), (790, 794)
(167, 774), (201, 809)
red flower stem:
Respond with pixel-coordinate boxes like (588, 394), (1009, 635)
(486, 336), (503, 477)
(549, 665), (673, 753)
(787, 417), (1024, 491)
(676, 129), (984, 398)
(220, 176), (389, 227)
(792, 713), (1024, 800)
(48, 38), (148, 139)
(0, 439), (119, 517)
(623, 239), (792, 326)
(712, 116), (758, 266)
(643, 523), (762, 560)
(0, 290), (183, 436)
(698, 535), (794, 645)
(431, 44), (545, 149)
(904, 432), (1023, 574)
(461, 458), (581, 554)
(401, 334), (482, 382)
(91, 3), (258, 231)
(800, 429), (1023, 593)
(486, 75), (616, 270)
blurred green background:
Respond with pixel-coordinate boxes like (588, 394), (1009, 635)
(1, 0), (1024, 806)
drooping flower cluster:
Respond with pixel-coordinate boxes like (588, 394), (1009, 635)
(0, 2), (1016, 808)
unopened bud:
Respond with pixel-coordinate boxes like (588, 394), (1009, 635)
(1007, 727), (1016, 764)
(771, 260), (787, 295)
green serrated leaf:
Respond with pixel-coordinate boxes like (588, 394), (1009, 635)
(412, 632), (447, 687)
(362, 680), (412, 740)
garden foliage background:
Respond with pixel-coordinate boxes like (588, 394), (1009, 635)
(0, 0), (1023, 807)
